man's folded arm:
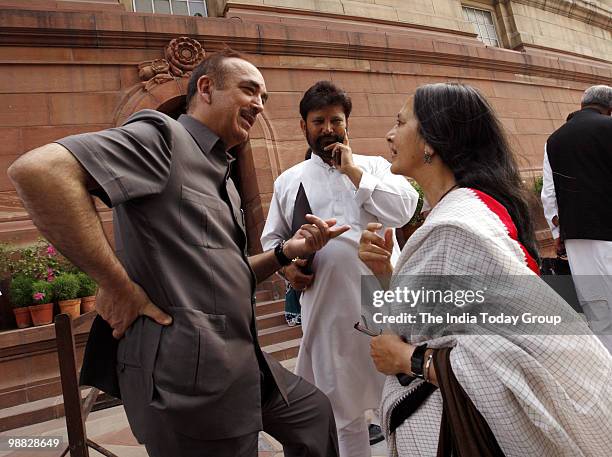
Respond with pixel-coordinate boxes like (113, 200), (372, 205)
(355, 157), (419, 227)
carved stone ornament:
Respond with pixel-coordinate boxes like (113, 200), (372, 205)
(165, 36), (205, 77)
(137, 37), (206, 91)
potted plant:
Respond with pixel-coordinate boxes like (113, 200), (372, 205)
(29, 280), (55, 326)
(76, 272), (97, 313)
(533, 175), (543, 196)
(9, 275), (34, 328)
(53, 273), (81, 319)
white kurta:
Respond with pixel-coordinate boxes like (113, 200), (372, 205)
(565, 239), (612, 353)
(541, 145), (560, 239)
(261, 153), (418, 428)
(542, 145), (612, 353)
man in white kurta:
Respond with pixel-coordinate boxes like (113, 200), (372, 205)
(261, 81), (417, 457)
(541, 85), (612, 353)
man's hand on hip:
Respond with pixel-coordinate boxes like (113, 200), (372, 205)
(97, 280), (172, 339)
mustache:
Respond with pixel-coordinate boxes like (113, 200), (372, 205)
(316, 134), (343, 145)
(313, 134), (344, 154)
(239, 108), (258, 124)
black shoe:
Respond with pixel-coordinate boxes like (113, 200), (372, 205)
(368, 424), (384, 445)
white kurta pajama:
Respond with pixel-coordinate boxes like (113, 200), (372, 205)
(542, 146), (612, 353)
(261, 153), (417, 453)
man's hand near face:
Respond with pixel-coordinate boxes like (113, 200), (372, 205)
(323, 132), (363, 187)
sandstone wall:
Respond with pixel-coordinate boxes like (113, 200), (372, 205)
(220, 0), (611, 61)
(0, 2), (610, 252)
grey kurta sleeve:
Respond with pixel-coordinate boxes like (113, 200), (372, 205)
(56, 112), (174, 207)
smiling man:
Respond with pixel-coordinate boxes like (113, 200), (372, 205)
(8, 49), (347, 457)
(261, 81), (418, 457)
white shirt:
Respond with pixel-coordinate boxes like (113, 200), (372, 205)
(541, 144), (560, 239)
(261, 152), (418, 427)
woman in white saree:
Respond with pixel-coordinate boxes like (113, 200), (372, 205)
(358, 83), (612, 457)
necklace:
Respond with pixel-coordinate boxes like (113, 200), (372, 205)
(438, 184), (459, 204)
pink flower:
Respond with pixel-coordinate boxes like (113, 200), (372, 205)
(46, 245), (57, 256)
(46, 268), (55, 282)
(33, 292), (45, 302)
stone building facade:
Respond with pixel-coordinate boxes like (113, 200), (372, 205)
(0, 0), (610, 427)
(0, 0), (610, 251)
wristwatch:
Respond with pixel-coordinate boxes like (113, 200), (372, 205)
(410, 343), (428, 378)
(274, 240), (292, 267)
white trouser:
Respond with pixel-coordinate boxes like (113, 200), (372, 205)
(338, 415), (371, 457)
(565, 239), (612, 353)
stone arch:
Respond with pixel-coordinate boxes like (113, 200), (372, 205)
(114, 36), (205, 125)
(111, 36), (283, 254)
(236, 111), (283, 254)
(113, 78), (188, 126)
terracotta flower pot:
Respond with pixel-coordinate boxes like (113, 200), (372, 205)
(13, 307), (32, 329)
(81, 296), (96, 313)
(29, 303), (54, 326)
(59, 298), (81, 319)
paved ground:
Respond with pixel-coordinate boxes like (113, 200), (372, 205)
(0, 404), (388, 456)
(0, 358), (388, 457)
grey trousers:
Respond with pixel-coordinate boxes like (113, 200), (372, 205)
(118, 363), (339, 457)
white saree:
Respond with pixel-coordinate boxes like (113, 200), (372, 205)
(376, 188), (612, 457)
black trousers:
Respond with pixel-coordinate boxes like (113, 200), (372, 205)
(118, 363), (339, 457)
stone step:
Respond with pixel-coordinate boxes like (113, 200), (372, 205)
(0, 346), (301, 432)
(255, 289), (274, 302)
(0, 388), (94, 433)
(0, 303), (302, 432)
(262, 338), (301, 363)
(257, 324), (303, 347)
(256, 311), (287, 330)
(254, 283), (285, 301)
(255, 299), (285, 316)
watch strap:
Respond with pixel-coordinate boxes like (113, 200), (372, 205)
(274, 241), (292, 267)
(411, 343), (428, 378)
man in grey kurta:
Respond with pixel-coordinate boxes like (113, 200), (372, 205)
(8, 49), (348, 456)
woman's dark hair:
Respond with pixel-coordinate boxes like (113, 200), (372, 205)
(413, 83), (540, 263)
(299, 81), (352, 121)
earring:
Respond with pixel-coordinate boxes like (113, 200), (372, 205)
(423, 151), (433, 164)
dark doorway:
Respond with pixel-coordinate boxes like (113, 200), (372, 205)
(157, 95), (186, 119)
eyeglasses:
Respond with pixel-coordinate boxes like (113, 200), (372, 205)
(353, 315), (382, 337)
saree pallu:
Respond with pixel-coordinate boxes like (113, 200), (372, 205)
(371, 188), (612, 457)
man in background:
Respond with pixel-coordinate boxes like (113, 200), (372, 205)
(541, 84), (612, 353)
(261, 81), (417, 456)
